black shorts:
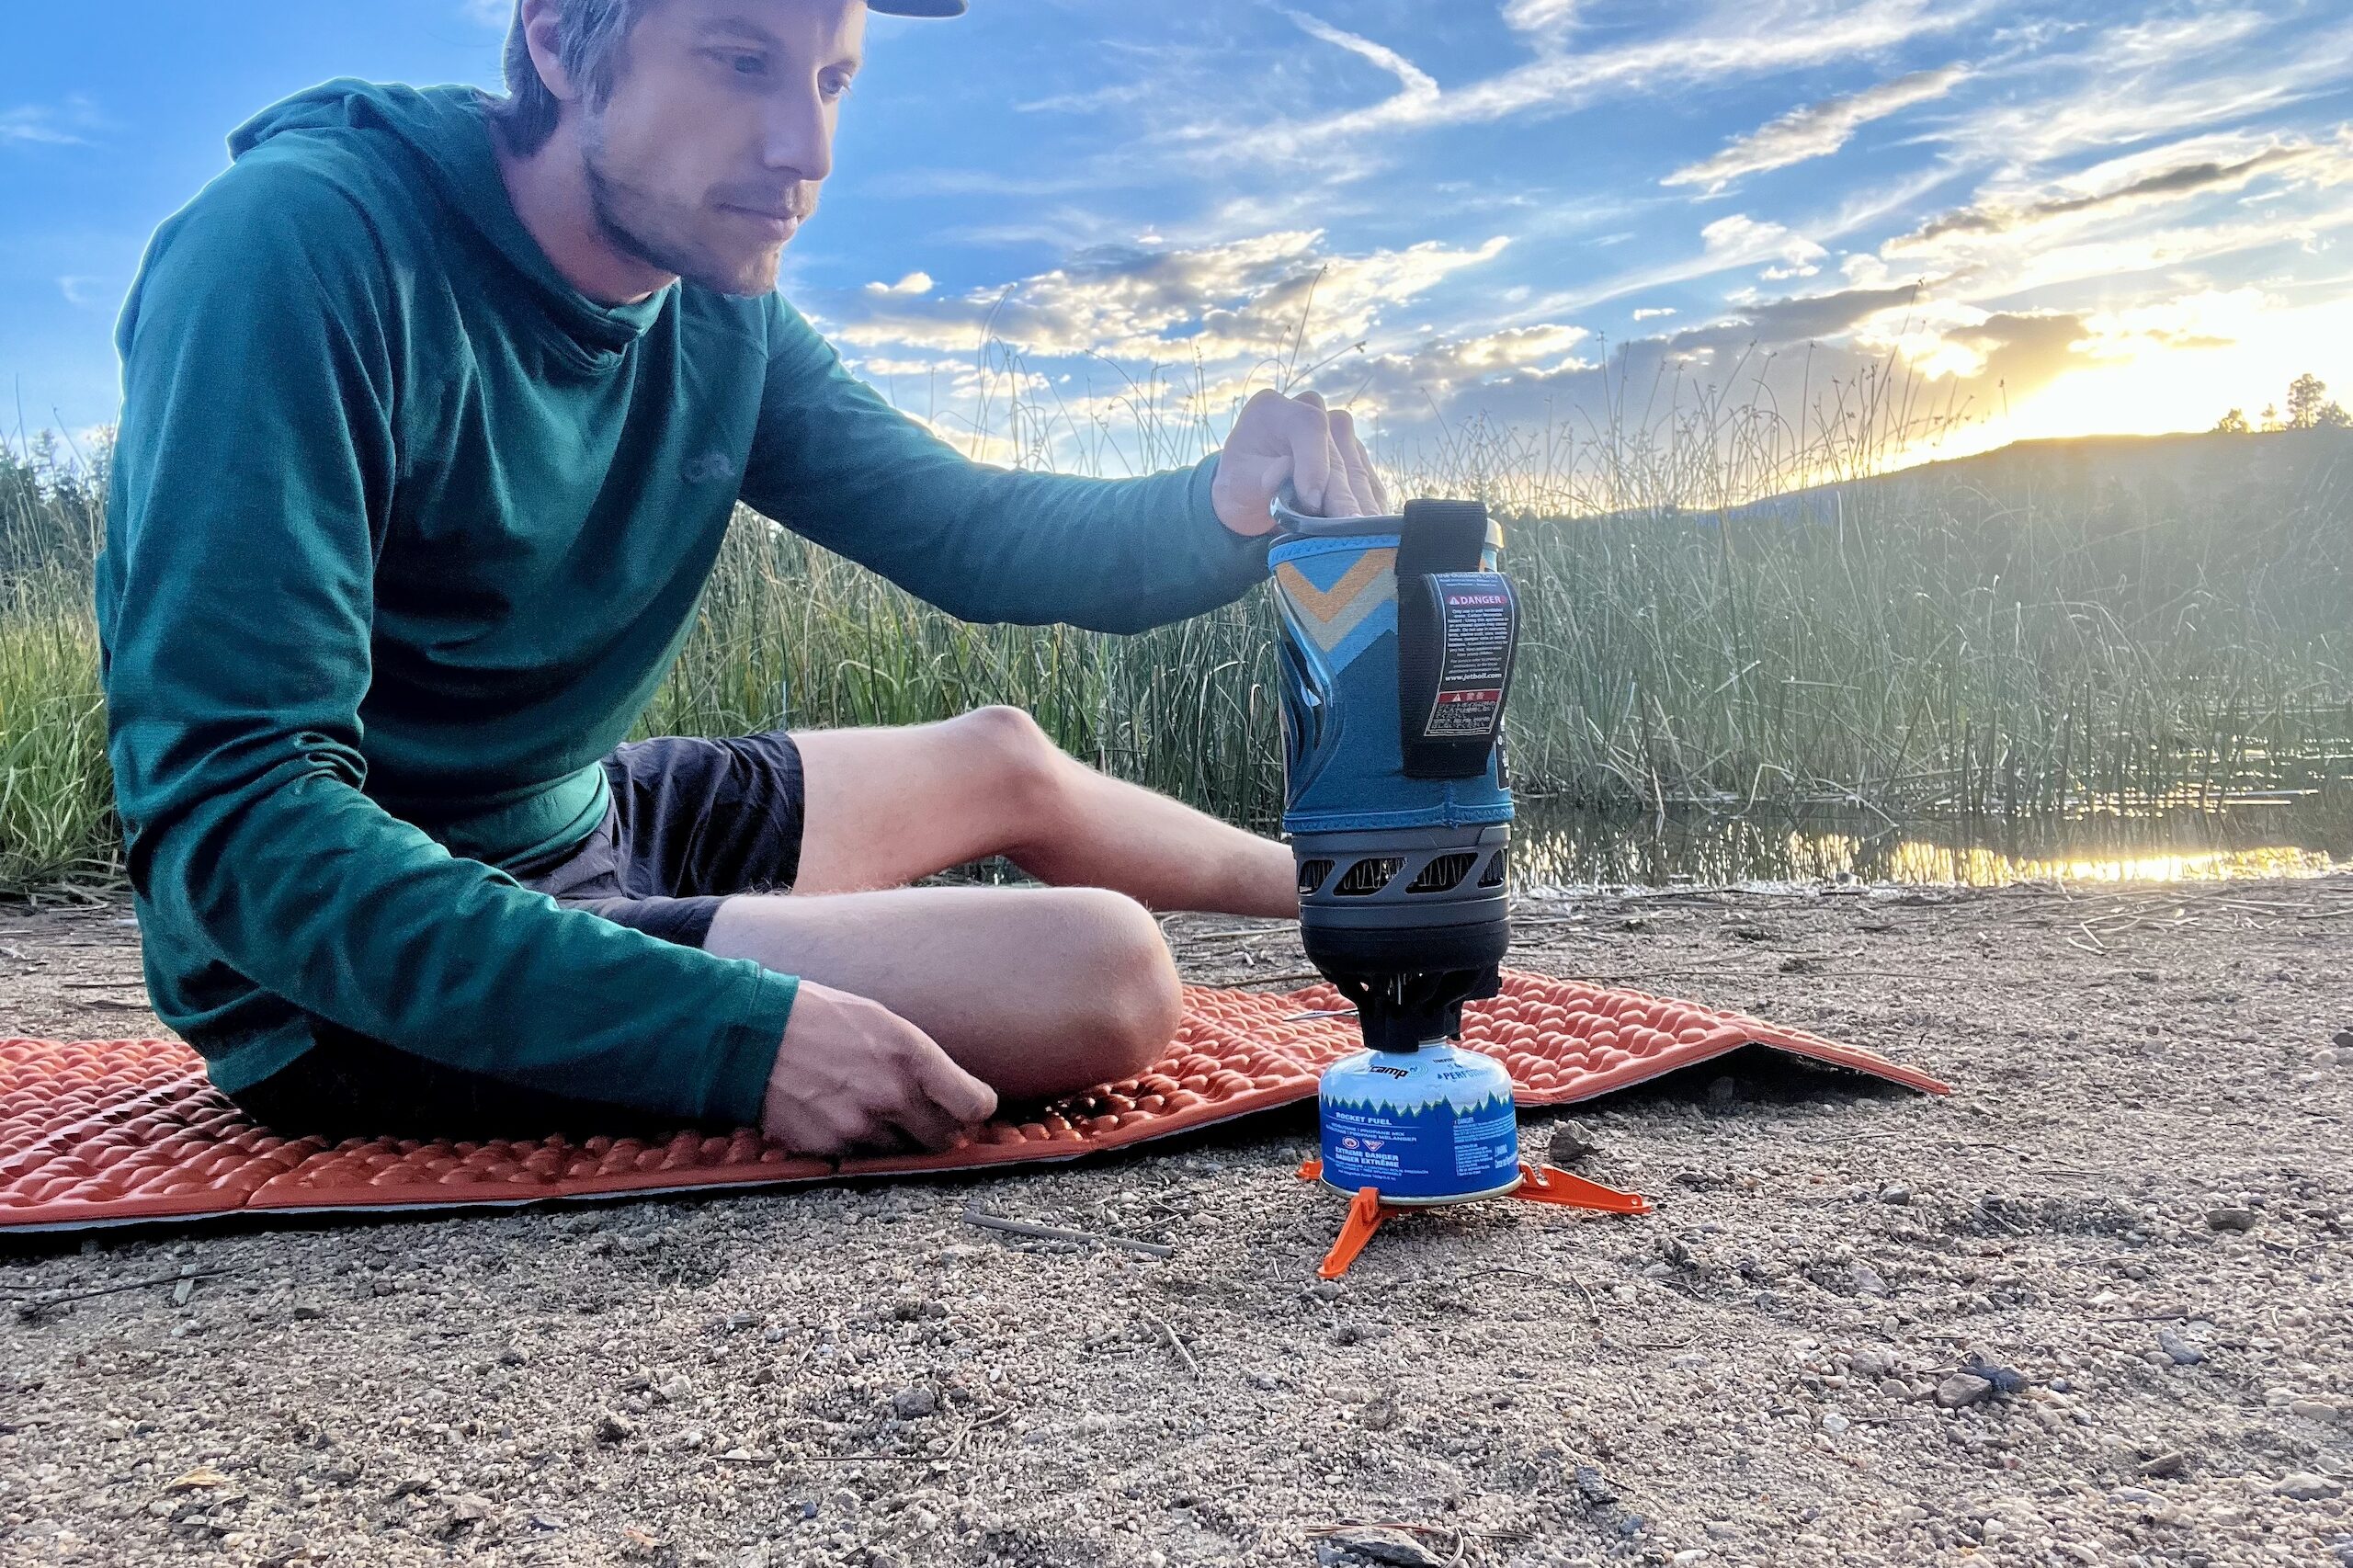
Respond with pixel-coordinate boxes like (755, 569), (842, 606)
(227, 732), (806, 1140)
(510, 729), (807, 949)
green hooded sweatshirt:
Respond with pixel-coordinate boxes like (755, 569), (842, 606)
(97, 80), (1267, 1126)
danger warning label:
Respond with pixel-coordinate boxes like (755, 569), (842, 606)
(1421, 573), (1515, 741)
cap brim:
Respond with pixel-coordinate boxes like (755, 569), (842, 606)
(870, 0), (965, 14)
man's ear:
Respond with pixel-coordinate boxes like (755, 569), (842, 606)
(518, 0), (581, 103)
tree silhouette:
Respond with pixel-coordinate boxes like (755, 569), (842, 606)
(2211, 408), (2249, 434)
(2288, 372), (2329, 430)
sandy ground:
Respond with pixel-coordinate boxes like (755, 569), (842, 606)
(2, 876), (2350, 1568)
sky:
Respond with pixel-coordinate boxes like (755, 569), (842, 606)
(4, 0), (2350, 484)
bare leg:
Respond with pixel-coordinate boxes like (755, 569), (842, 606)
(790, 705), (1297, 916)
(703, 885), (1183, 1101)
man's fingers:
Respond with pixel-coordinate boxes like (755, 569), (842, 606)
(883, 1096), (967, 1153)
(906, 1036), (999, 1126)
(1332, 410), (1387, 517)
(1322, 429), (1365, 517)
(1283, 397), (1335, 513)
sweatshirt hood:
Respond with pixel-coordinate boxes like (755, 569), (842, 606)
(229, 79), (670, 364)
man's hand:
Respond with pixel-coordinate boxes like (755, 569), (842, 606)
(1212, 389), (1393, 537)
(759, 981), (998, 1154)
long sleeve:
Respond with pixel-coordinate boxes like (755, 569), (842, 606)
(99, 157), (795, 1125)
(740, 298), (1270, 632)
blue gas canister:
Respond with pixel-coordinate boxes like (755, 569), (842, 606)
(1318, 1040), (1521, 1204)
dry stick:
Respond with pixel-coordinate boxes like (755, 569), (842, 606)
(960, 1208), (1174, 1259)
(1232, 969), (1324, 987)
(6, 1266), (234, 1306)
(1140, 1310), (1200, 1380)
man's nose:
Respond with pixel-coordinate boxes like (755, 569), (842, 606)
(758, 81), (833, 184)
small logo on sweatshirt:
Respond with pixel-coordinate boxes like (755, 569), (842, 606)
(681, 450), (735, 485)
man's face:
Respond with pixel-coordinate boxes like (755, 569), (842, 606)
(580, 0), (864, 295)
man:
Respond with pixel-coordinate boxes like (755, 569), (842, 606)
(97, 0), (1391, 1154)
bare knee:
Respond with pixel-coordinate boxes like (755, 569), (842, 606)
(1051, 889), (1184, 1080)
(952, 705), (1072, 830)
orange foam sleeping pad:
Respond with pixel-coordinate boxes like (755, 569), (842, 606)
(0, 971), (1948, 1232)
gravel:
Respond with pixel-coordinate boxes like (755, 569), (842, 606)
(3, 878), (2350, 1566)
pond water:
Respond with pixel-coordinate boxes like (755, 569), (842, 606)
(1508, 797), (2353, 891)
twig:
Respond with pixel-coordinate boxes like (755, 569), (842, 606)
(1170, 926), (1293, 947)
(946, 1408), (1010, 1459)
(6, 1266), (234, 1306)
(1231, 970), (1324, 990)
(1140, 1310), (1199, 1380)
(961, 1208), (1174, 1259)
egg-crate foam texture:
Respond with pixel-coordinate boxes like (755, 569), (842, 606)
(1, 971), (1947, 1232)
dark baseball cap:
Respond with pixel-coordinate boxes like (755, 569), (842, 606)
(870, 1), (966, 13)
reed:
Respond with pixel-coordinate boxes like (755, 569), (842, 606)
(4, 356), (2349, 894)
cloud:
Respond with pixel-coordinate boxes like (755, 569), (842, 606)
(56, 276), (103, 307)
(1889, 138), (2348, 256)
(1346, 324), (1596, 420)
(830, 230), (1513, 367)
(1658, 280), (1930, 358)
(1700, 214), (1828, 276)
(1935, 12), (2353, 167)
(1259, 0), (1990, 153)
(1664, 66), (1970, 195)
(1631, 307), (1677, 320)
(1, 104), (90, 148)
(1501, 0), (1585, 41)
(866, 271), (936, 297)
(1283, 10), (1438, 104)
(459, 0), (512, 28)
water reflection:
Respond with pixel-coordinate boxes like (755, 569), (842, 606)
(1511, 801), (2353, 891)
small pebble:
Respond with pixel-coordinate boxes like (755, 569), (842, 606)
(1878, 1185), (1911, 1205)
(891, 1386), (938, 1421)
(1936, 1373), (1994, 1409)
(2277, 1473), (2343, 1502)
(2157, 1327), (2205, 1366)
(2204, 1208), (2259, 1233)
(1547, 1119), (1600, 1165)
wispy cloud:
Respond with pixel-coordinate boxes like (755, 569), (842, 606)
(1664, 66), (1971, 195)
(56, 276), (103, 307)
(459, 0), (511, 28)
(1282, 11), (1438, 104)
(1934, 11), (2353, 166)
(1266, 0), (1991, 153)
(1, 101), (97, 148)
(1887, 133), (2353, 262)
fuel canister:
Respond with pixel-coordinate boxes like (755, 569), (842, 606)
(1316, 1040), (1522, 1204)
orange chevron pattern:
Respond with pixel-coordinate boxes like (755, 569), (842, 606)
(1274, 548), (1395, 652)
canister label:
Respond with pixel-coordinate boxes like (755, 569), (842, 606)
(1319, 1042), (1520, 1201)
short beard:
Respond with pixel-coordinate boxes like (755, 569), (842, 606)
(580, 118), (781, 297)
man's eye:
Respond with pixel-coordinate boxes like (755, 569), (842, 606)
(709, 50), (767, 76)
(821, 73), (854, 100)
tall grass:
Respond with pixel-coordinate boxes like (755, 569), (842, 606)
(5, 354), (2351, 894)
(0, 433), (115, 891)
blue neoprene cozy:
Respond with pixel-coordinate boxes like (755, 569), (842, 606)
(1270, 531), (1514, 836)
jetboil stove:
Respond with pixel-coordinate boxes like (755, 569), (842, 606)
(1267, 491), (1648, 1278)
